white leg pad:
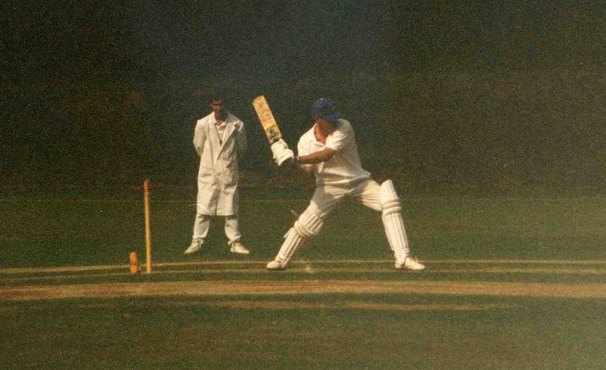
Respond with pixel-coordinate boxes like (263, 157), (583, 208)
(275, 227), (306, 266)
(275, 209), (324, 267)
(293, 208), (324, 238)
(380, 180), (409, 262)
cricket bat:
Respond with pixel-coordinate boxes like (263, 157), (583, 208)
(253, 95), (282, 144)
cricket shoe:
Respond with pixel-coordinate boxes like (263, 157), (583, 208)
(229, 241), (250, 255)
(395, 257), (426, 271)
(266, 260), (287, 271)
(184, 239), (203, 255)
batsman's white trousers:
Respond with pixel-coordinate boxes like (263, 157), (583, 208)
(309, 179), (383, 217)
(193, 213), (241, 243)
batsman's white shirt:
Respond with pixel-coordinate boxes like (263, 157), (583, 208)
(298, 119), (370, 186)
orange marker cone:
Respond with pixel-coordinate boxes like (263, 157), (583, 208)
(129, 252), (140, 274)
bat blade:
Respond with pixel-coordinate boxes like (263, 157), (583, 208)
(253, 95), (282, 144)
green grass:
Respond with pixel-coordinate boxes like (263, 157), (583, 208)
(1, 188), (606, 369)
(2, 290), (606, 369)
(3, 188), (605, 267)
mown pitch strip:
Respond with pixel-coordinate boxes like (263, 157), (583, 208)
(1, 279), (606, 301)
(1, 260), (605, 302)
(2, 258), (606, 274)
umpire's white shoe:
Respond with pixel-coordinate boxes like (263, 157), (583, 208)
(229, 241), (250, 255)
(266, 260), (286, 271)
(395, 257), (426, 271)
(184, 240), (203, 255)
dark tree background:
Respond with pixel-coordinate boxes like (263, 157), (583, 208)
(1, 1), (605, 193)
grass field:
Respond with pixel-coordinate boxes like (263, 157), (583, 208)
(1, 187), (606, 369)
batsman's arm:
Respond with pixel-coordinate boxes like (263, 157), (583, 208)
(285, 147), (335, 176)
(297, 147), (335, 165)
(285, 158), (313, 176)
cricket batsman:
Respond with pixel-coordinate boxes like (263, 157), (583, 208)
(265, 98), (425, 271)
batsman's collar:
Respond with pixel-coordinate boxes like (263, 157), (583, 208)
(311, 98), (342, 122)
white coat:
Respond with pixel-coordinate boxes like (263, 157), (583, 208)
(193, 111), (246, 216)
